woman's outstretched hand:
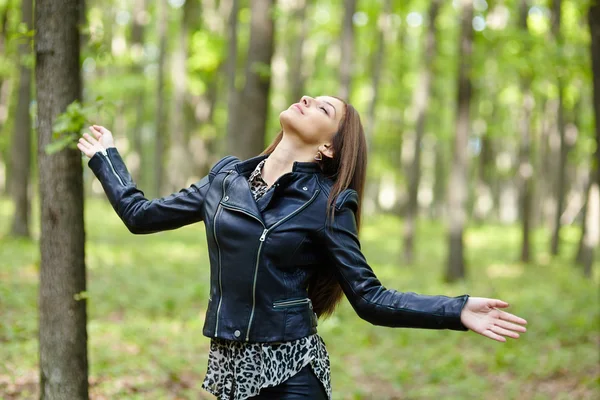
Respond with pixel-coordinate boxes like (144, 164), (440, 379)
(77, 125), (116, 159)
(460, 297), (527, 342)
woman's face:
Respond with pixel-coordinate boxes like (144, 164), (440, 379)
(280, 95), (345, 147)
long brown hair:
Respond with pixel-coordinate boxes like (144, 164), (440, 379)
(260, 98), (368, 318)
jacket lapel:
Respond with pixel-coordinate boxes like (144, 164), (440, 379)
(222, 173), (265, 225)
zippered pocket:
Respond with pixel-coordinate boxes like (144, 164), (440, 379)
(272, 298), (312, 308)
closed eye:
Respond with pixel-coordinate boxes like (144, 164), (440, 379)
(320, 106), (329, 116)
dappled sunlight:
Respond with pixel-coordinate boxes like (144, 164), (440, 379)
(465, 225), (520, 249)
(486, 263), (524, 278)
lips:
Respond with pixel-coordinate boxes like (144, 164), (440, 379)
(293, 104), (304, 115)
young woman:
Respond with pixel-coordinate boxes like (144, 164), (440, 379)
(78, 95), (527, 400)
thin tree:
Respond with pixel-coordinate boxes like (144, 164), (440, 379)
(225, 0), (240, 157)
(129, 0), (147, 185)
(10, 0), (33, 238)
(446, 0), (474, 282)
(0, 6), (12, 195)
(35, 0), (88, 397)
(287, 0), (310, 105)
(338, 0), (356, 101)
(577, 1), (600, 277)
(229, 0), (275, 160)
(403, 0), (441, 264)
(364, 0), (390, 153)
(166, 0), (196, 192)
(550, 0), (567, 255)
(518, 0), (534, 262)
(154, 0), (168, 196)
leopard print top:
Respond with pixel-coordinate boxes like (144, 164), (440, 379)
(201, 158), (332, 400)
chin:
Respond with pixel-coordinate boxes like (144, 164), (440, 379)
(279, 109), (298, 132)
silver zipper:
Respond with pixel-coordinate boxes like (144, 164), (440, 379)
(100, 149), (125, 186)
(273, 298), (311, 308)
(244, 227), (268, 341)
(214, 170), (234, 336)
(243, 189), (321, 341)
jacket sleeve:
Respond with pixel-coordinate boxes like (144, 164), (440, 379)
(87, 147), (237, 234)
(315, 189), (470, 331)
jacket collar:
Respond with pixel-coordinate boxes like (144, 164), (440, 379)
(234, 153), (322, 175)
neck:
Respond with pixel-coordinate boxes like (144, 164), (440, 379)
(262, 132), (317, 185)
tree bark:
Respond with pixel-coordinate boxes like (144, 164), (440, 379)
(287, 0), (310, 105)
(474, 132), (494, 222)
(166, 0), (195, 192)
(338, 0), (356, 101)
(550, 0), (567, 256)
(518, 0), (534, 263)
(577, 2), (600, 277)
(130, 0), (146, 185)
(432, 139), (446, 219)
(365, 0), (390, 153)
(154, 0), (168, 196)
(446, 0), (474, 282)
(403, 0), (440, 264)
(225, 0), (240, 157)
(35, 0), (88, 398)
(229, 0), (274, 160)
(9, 0), (33, 238)
(0, 6), (12, 196)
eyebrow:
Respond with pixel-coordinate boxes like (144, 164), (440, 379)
(322, 100), (337, 118)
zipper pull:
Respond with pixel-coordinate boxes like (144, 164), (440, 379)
(259, 229), (268, 241)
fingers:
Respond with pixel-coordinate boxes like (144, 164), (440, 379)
(78, 136), (92, 150)
(497, 310), (527, 326)
(489, 299), (509, 308)
(490, 324), (520, 339)
(482, 329), (506, 342)
(89, 126), (102, 140)
(82, 132), (100, 145)
(93, 125), (111, 135)
(495, 318), (527, 333)
(77, 141), (93, 158)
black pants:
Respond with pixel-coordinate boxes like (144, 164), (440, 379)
(247, 364), (328, 399)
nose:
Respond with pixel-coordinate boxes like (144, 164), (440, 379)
(300, 96), (312, 107)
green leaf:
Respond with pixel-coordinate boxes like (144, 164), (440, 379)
(45, 134), (76, 155)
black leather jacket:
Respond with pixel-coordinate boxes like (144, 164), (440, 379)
(88, 147), (470, 342)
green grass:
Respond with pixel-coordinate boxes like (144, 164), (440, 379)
(0, 196), (598, 399)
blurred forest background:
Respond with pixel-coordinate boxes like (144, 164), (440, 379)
(0, 0), (598, 399)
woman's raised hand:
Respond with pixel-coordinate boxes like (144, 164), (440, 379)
(77, 125), (116, 159)
(460, 297), (527, 342)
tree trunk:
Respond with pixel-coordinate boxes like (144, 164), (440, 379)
(432, 140), (446, 219)
(130, 0), (146, 185)
(0, 7), (12, 196)
(446, 0), (474, 282)
(229, 0), (274, 160)
(365, 0), (390, 153)
(35, 0), (88, 398)
(166, 0), (195, 192)
(403, 0), (440, 264)
(79, 0), (87, 49)
(550, 0), (567, 256)
(578, 2), (600, 277)
(9, 0), (33, 238)
(225, 0), (240, 157)
(518, 0), (534, 263)
(474, 132), (494, 222)
(287, 0), (310, 105)
(154, 0), (168, 196)
(338, 0), (356, 101)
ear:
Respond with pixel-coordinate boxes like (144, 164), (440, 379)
(320, 143), (334, 159)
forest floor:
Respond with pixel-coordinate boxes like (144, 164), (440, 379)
(0, 197), (598, 400)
